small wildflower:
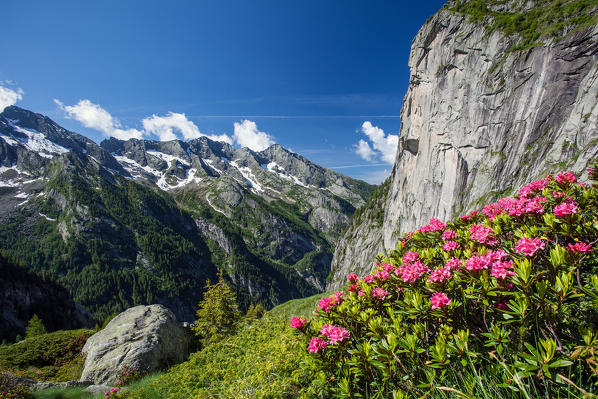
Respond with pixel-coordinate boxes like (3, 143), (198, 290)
(289, 316), (306, 329)
(567, 242), (593, 254)
(308, 337), (327, 353)
(514, 237), (545, 256)
(430, 292), (451, 309)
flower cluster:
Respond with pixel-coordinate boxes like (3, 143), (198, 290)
(290, 169), (598, 397)
(104, 387), (120, 399)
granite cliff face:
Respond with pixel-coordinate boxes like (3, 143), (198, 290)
(328, 1), (598, 288)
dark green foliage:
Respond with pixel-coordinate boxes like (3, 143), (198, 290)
(452, 0), (598, 51)
(192, 272), (241, 347)
(0, 330), (93, 382)
(25, 315), (47, 339)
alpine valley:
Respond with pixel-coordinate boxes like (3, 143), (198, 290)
(0, 105), (373, 329)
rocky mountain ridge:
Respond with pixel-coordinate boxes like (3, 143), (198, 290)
(0, 105), (373, 321)
(328, 0), (598, 288)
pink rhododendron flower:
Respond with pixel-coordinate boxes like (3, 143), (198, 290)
(469, 224), (498, 246)
(552, 190), (566, 198)
(554, 201), (578, 217)
(567, 242), (594, 254)
(321, 324), (350, 344)
(382, 263), (395, 272)
(358, 289), (365, 296)
(519, 177), (551, 198)
(555, 171), (577, 184)
(465, 255), (490, 271)
(441, 230), (458, 240)
(483, 249), (508, 263)
(460, 210), (479, 221)
(317, 292), (342, 313)
(514, 237), (545, 256)
(442, 240), (460, 251)
(395, 260), (429, 283)
(491, 260), (514, 279)
(375, 269), (390, 281)
(371, 287), (390, 300)
(430, 292), (451, 309)
(418, 218), (448, 232)
(402, 251), (420, 264)
(444, 258), (463, 271)
(308, 337), (327, 353)
(289, 316), (306, 329)
(429, 267), (451, 283)
(348, 284), (359, 292)
(363, 274), (374, 283)
(483, 203), (504, 220)
(347, 273), (358, 283)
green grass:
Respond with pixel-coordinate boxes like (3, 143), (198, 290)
(33, 387), (98, 399)
(452, 0), (598, 51)
(0, 330), (94, 382)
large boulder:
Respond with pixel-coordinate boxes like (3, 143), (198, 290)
(80, 305), (191, 384)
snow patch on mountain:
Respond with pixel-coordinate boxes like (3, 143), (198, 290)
(230, 161), (263, 193)
(6, 120), (69, 158)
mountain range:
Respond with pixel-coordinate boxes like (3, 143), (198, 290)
(0, 105), (373, 324)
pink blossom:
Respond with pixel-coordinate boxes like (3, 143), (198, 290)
(460, 210), (479, 221)
(441, 230), (458, 240)
(347, 273), (358, 283)
(519, 177), (551, 198)
(358, 289), (365, 296)
(491, 260), (515, 279)
(308, 337), (327, 353)
(483, 203), (504, 220)
(402, 251), (420, 264)
(430, 292), (451, 309)
(318, 293), (342, 313)
(321, 324), (350, 344)
(469, 224), (498, 246)
(429, 267), (451, 283)
(375, 269), (390, 281)
(348, 284), (359, 292)
(444, 258), (463, 271)
(418, 218), (448, 233)
(554, 201), (578, 217)
(514, 237), (545, 256)
(555, 171), (577, 184)
(442, 240), (461, 251)
(483, 249), (508, 263)
(363, 274), (374, 283)
(552, 190), (566, 198)
(395, 260), (429, 283)
(382, 263), (395, 272)
(289, 316), (306, 329)
(371, 287), (390, 300)
(465, 255), (490, 271)
(567, 242), (594, 254)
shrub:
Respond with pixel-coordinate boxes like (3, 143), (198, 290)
(25, 315), (47, 339)
(0, 372), (33, 399)
(292, 169), (598, 398)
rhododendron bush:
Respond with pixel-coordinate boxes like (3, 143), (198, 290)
(291, 169), (598, 398)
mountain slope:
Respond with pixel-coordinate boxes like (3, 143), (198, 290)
(328, 0), (598, 286)
(0, 106), (373, 321)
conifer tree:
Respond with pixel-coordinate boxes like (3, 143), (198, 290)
(192, 271), (240, 347)
(25, 314), (47, 338)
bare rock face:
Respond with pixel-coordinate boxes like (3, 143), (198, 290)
(329, 3), (598, 284)
(80, 305), (190, 384)
(383, 8), (598, 249)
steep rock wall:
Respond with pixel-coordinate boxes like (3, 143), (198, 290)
(328, 3), (598, 287)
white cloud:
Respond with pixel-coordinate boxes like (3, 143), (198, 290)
(355, 139), (376, 162)
(355, 121), (398, 164)
(142, 112), (232, 143)
(233, 120), (275, 151)
(54, 99), (143, 140)
(0, 84), (24, 113)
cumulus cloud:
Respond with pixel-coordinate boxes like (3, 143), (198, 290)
(0, 84), (24, 113)
(142, 112), (232, 143)
(54, 99), (143, 140)
(233, 120), (275, 151)
(355, 121), (398, 164)
(355, 139), (376, 162)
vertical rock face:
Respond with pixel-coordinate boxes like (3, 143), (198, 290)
(382, 6), (598, 251)
(328, 2), (598, 285)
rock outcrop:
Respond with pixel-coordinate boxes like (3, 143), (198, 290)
(80, 305), (191, 384)
(328, 1), (598, 285)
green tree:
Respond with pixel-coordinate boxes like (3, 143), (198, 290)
(192, 271), (240, 347)
(25, 314), (47, 338)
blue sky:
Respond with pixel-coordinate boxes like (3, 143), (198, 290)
(0, 0), (446, 183)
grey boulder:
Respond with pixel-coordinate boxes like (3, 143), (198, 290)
(80, 304), (191, 384)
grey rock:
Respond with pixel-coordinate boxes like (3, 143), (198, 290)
(80, 304), (191, 384)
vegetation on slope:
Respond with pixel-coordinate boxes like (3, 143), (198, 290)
(291, 167), (598, 397)
(452, 0), (598, 51)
